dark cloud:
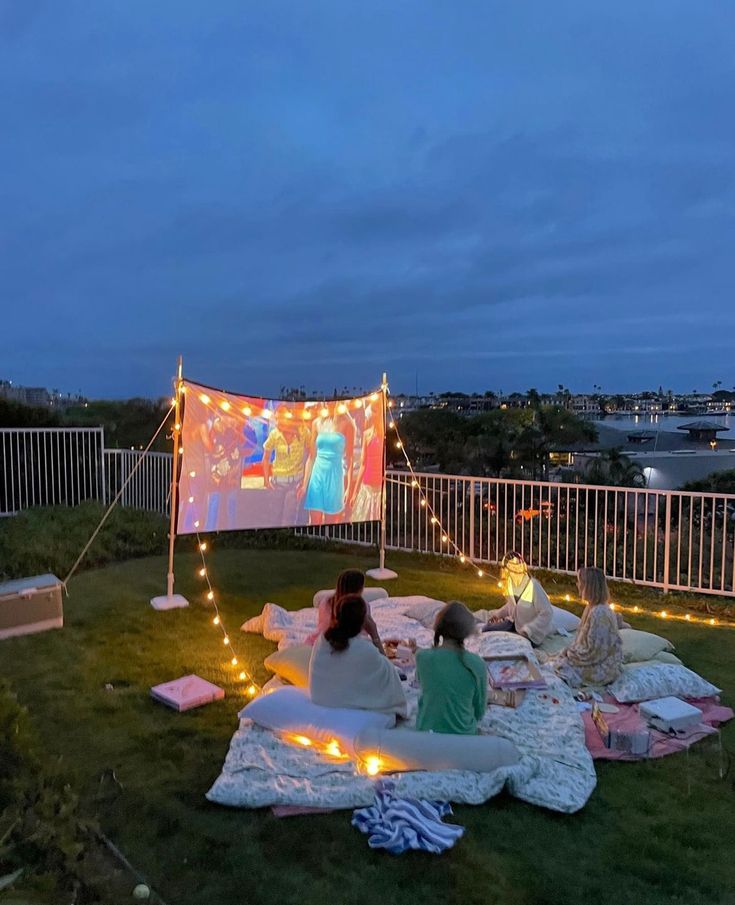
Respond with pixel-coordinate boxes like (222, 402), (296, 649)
(1, 1), (735, 397)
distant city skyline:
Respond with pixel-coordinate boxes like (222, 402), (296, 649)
(2, 2), (734, 398)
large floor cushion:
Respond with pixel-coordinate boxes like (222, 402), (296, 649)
(609, 663), (720, 703)
(354, 726), (520, 773)
(551, 605), (581, 634)
(240, 686), (395, 755)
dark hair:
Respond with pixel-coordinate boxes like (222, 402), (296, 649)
(433, 601), (477, 648)
(328, 569), (366, 620)
(324, 594), (367, 652)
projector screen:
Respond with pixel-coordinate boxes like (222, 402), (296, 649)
(177, 381), (385, 533)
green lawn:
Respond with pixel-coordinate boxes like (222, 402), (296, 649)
(2, 547), (734, 905)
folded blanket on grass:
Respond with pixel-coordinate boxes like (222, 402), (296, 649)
(352, 780), (463, 854)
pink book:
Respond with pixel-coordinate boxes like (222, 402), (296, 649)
(150, 675), (225, 712)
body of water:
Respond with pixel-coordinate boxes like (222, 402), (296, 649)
(593, 413), (735, 439)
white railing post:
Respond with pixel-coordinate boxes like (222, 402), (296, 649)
(663, 491), (672, 594)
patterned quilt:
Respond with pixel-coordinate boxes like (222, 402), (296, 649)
(206, 597), (597, 813)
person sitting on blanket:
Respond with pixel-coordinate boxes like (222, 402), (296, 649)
(548, 567), (623, 687)
(309, 594), (407, 719)
(305, 569), (385, 654)
(416, 602), (488, 735)
(482, 551), (554, 646)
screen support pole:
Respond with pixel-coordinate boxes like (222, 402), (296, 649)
(366, 371), (397, 581)
(151, 355), (189, 610)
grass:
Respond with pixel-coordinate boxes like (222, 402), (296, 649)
(1, 546), (734, 905)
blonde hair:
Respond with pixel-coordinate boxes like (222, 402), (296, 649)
(577, 567), (609, 606)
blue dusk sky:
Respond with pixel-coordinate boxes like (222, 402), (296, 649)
(1, 1), (734, 398)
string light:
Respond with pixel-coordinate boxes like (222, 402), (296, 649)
(194, 531), (261, 697)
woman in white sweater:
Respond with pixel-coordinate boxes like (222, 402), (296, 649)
(309, 595), (408, 719)
(482, 551), (554, 646)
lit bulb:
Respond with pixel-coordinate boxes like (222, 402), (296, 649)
(179, 447), (184, 455)
(293, 734), (312, 747)
(242, 406), (252, 416)
(564, 594), (571, 602)
(497, 580), (503, 588)
(220, 400), (230, 411)
(320, 407), (329, 418)
(430, 516), (437, 524)
(199, 394), (211, 404)
(239, 671), (247, 680)
(389, 421), (395, 429)
(460, 555), (466, 563)
(213, 615), (220, 625)
(442, 535), (448, 543)
(353, 398), (363, 408)
(302, 410), (312, 420)
(633, 605), (640, 613)
(709, 618), (716, 625)
(388, 400), (394, 408)
(199, 542), (207, 552)
(337, 403), (348, 414)
(609, 603), (616, 611)
(660, 611), (668, 619)
(207, 591), (214, 600)
(370, 393), (379, 402)
(395, 441), (402, 449)
(411, 480), (418, 487)
(325, 740), (343, 758)
(193, 520), (200, 528)
(170, 397), (176, 405)
(223, 636), (230, 645)
(420, 499), (427, 507)
(477, 569), (484, 577)
(684, 614), (691, 621)
(285, 410), (294, 418)
(231, 657), (238, 666)
(246, 684), (257, 697)
(189, 470), (196, 478)
(365, 756), (381, 776)
(198, 567), (206, 577)
(175, 422), (181, 431)
(188, 496), (194, 503)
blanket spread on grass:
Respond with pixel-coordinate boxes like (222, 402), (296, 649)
(206, 597), (597, 814)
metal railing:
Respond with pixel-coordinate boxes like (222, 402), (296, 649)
(0, 428), (105, 515)
(103, 449), (172, 515)
(305, 470), (735, 598)
(2, 431), (734, 597)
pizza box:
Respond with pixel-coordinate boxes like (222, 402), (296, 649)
(483, 654), (547, 690)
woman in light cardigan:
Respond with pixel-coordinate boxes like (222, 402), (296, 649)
(482, 551), (554, 646)
(550, 567), (622, 687)
(309, 595), (407, 719)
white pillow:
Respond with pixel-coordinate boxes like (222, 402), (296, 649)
(551, 605), (581, 634)
(354, 726), (520, 773)
(609, 663), (721, 703)
(403, 600), (446, 629)
(312, 587), (389, 608)
(239, 686), (395, 756)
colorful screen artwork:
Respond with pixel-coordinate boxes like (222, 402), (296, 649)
(177, 381), (385, 533)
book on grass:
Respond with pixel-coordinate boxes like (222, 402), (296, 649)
(150, 675), (224, 712)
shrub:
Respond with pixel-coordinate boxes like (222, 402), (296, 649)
(0, 503), (168, 581)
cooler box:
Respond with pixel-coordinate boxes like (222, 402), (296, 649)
(0, 574), (64, 640)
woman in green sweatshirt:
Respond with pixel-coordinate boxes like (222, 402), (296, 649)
(416, 601), (488, 735)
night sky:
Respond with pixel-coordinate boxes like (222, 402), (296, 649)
(2, 1), (734, 399)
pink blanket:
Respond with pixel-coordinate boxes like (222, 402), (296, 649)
(583, 696), (733, 761)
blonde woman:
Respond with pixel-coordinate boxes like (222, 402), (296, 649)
(550, 567), (622, 687)
(482, 552), (554, 646)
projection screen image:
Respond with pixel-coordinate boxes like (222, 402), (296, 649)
(177, 381), (386, 533)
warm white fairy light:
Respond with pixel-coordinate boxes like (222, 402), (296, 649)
(194, 530), (261, 696)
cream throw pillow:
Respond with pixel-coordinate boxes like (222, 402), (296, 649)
(263, 643), (313, 687)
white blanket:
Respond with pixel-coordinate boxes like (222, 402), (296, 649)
(207, 598), (596, 813)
